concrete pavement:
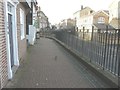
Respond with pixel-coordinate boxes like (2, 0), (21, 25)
(5, 37), (110, 88)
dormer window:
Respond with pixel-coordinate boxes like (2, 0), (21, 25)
(98, 17), (105, 23)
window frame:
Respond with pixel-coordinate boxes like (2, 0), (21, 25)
(98, 17), (105, 23)
(20, 8), (25, 40)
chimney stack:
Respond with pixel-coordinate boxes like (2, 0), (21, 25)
(81, 5), (83, 10)
(39, 7), (41, 11)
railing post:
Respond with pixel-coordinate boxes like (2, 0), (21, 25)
(82, 27), (85, 56)
(91, 26), (94, 41)
(76, 33), (78, 50)
(83, 27), (85, 40)
(90, 26), (94, 62)
(103, 25), (108, 70)
(118, 29), (120, 88)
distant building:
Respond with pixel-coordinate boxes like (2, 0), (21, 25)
(59, 19), (66, 29)
(74, 6), (112, 39)
(37, 9), (49, 31)
(79, 8), (110, 32)
(74, 6), (112, 32)
(79, 7), (95, 31)
(59, 18), (75, 29)
(109, 0), (120, 29)
(73, 10), (81, 30)
(92, 10), (111, 30)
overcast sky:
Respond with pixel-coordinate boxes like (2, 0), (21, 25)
(38, 0), (114, 24)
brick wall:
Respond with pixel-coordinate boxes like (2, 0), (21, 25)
(16, 3), (27, 61)
(0, 0), (8, 88)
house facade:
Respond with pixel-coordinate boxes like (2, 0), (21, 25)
(59, 18), (75, 30)
(0, 0), (36, 88)
(109, 0), (120, 29)
(79, 7), (95, 31)
(59, 19), (66, 29)
(92, 10), (114, 31)
(37, 10), (49, 31)
(74, 6), (109, 31)
(0, 0), (19, 88)
(75, 6), (109, 39)
(17, 1), (31, 63)
(79, 8), (109, 31)
(73, 10), (81, 30)
(65, 18), (76, 29)
(93, 10), (109, 24)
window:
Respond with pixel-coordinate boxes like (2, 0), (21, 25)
(90, 10), (93, 14)
(20, 8), (25, 40)
(98, 17), (105, 23)
(7, 3), (12, 13)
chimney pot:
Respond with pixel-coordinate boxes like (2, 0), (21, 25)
(81, 5), (83, 10)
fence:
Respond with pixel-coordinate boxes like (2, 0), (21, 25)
(51, 26), (120, 76)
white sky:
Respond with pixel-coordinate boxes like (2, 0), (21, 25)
(38, 0), (115, 24)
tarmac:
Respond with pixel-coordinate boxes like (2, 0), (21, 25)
(5, 37), (110, 88)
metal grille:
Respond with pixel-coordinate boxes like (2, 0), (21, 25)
(51, 27), (120, 76)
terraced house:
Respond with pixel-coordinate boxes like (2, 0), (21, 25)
(74, 6), (115, 39)
(0, 0), (38, 89)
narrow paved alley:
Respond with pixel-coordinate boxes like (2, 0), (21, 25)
(5, 38), (110, 88)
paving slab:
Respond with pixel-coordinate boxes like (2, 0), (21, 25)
(5, 38), (110, 88)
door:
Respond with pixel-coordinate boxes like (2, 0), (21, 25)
(8, 14), (14, 67)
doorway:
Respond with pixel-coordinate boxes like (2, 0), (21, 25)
(8, 13), (14, 67)
(4, 0), (19, 79)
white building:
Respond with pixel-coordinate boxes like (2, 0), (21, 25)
(109, 0), (120, 29)
(73, 10), (81, 30)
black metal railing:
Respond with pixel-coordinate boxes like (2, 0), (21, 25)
(49, 27), (120, 76)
